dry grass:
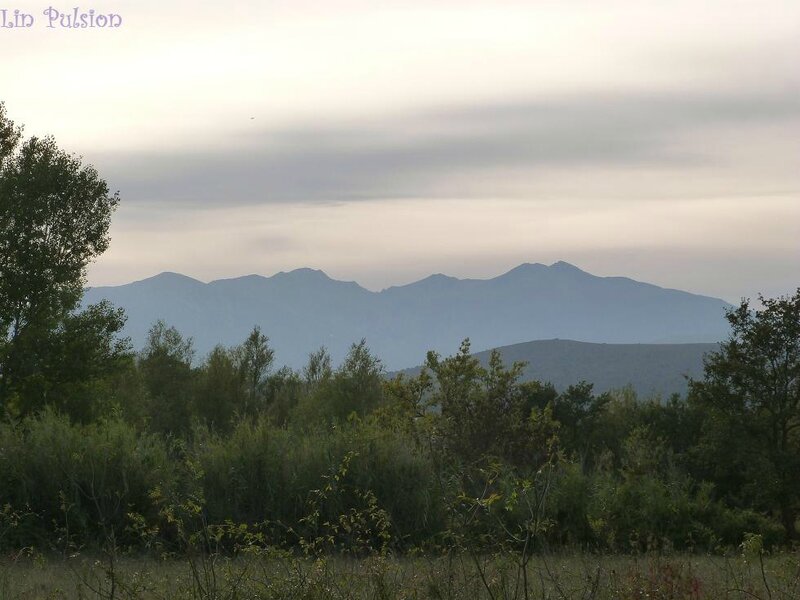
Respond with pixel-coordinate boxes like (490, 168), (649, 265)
(1, 552), (799, 600)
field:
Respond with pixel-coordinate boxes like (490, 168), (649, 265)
(2, 552), (800, 600)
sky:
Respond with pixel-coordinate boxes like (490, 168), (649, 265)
(1, 0), (798, 302)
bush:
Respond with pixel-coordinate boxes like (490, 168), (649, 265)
(197, 416), (445, 548)
(0, 409), (179, 550)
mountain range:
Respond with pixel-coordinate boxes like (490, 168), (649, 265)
(84, 261), (732, 372)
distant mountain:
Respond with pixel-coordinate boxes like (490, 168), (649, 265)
(397, 339), (719, 398)
(84, 262), (732, 370)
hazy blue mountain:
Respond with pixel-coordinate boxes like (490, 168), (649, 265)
(83, 261), (732, 370)
(398, 339), (719, 398)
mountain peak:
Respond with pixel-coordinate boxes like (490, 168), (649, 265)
(385, 272), (461, 292)
(139, 272), (204, 286)
(419, 273), (460, 285)
(549, 261), (586, 274)
(272, 268), (332, 281)
(495, 261), (592, 281)
(268, 268), (369, 291)
(497, 262), (548, 278)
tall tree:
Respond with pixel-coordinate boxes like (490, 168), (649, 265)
(425, 339), (547, 468)
(20, 300), (131, 422)
(234, 325), (274, 414)
(138, 321), (195, 435)
(303, 346), (332, 389)
(0, 103), (124, 416)
(195, 345), (243, 432)
(689, 290), (800, 539)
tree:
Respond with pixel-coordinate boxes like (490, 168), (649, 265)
(21, 301), (132, 422)
(425, 339), (550, 468)
(0, 102), (124, 416)
(234, 325), (274, 414)
(549, 382), (610, 467)
(330, 339), (384, 420)
(294, 340), (384, 425)
(689, 290), (800, 539)
(264, 366), (304, 426)
(303, 346), (332, 389)
(138, 321), (195, 435)
(195, 345), (244, 432)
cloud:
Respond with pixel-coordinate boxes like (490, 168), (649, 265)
(97, 86), (800, 207)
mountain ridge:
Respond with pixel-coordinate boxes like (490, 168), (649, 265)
(90, 261), (724, 301)
(84, 261), (732, 370)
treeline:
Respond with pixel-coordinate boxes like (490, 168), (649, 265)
(1, 293), (798, 555)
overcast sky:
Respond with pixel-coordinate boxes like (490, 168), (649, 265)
(2, 0), (798, 302)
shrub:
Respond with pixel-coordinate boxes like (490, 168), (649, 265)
(0, 409), (179, 549)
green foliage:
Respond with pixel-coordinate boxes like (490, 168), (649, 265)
(426, 340), (547, 469)
(0, 327), (793, 557)
(233, 325), (274, 415)
(138, 320), (196, 436)
(197, 416), (444, 549)
(304, 346), (333, 388)
(689, 290), (800, 539)
(263, 366), (304, 426)
(194, 345), (243, 433)
(549, 381), (611, 464)
(0, 104), (126, 417)
(294, 340), (385, 426)
(0, 409), (177, 550)
(292, 451), (392, 557)
(16, 301), (131, 422)
(581, 426), (784, 552)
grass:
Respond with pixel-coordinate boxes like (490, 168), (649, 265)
(1, 552), (799, 599)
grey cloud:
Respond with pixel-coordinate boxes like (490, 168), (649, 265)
(254, 234), (298, 252)
(99, 88), (800, 206)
